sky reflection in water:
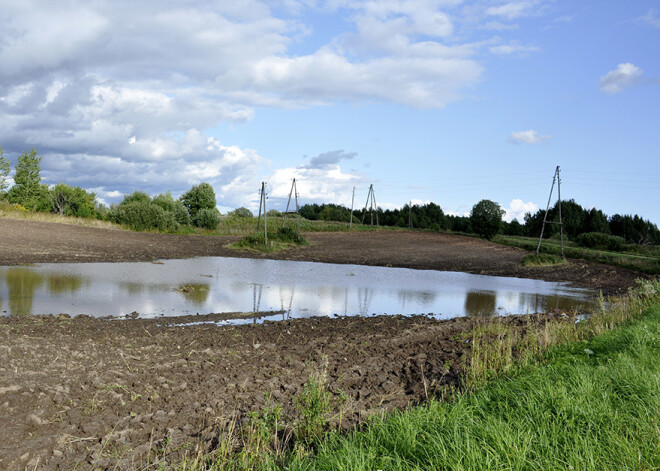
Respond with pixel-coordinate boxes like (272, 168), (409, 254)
(0, 257), (595, 319)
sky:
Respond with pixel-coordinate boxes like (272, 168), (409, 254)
(0, 0), (658, 223)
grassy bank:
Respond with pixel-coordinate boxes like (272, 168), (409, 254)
(173, 279), (660, 470)
(494, 234), (660, 275)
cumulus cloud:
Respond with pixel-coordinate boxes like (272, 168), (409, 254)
(503, 198), (538, 222)
(0, 0), (543, 208)
(599, 63), (643, 94)
(507, 130), (552, 144)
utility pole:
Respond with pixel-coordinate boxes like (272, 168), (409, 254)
(408, 201), (412, 229)
(361, 184), (379, 226)
(256, 182), (268, 245)
(349, 186), (355, 229)
(282, 178), (301, 237)
(536, 166), (564, 259)
(256, 182), (264, 232)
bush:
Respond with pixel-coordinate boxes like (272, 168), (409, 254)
(277, 226), (305, 244)
(153, 192), (190, 225)
(108, 201), (179, 232)
(193, 208), (220, 230)
(575, 232), (626, 252)
(229, 207), (254, 218)
(180, 183), (216, 222)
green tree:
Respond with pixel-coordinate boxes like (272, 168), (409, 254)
(0, 146), (10, 195)
(180, 183), (217, 223)
(50, 183), (98, 218)
(7, 149), (49, 210)
(470, 199), (505, 239)
(229, 207), (253, 218)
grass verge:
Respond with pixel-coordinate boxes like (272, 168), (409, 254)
(495, 234), (660, 275)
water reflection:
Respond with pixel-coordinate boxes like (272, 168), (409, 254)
(0, 257), (596, 319)
(464, 291), (497, 317)
(177, 283), (211, 306)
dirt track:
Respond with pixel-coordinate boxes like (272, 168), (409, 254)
(0, 218), (647, 469)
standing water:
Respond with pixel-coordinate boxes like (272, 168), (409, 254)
(0, 257), (595, 320)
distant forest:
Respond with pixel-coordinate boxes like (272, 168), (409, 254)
(299, 200), (660, 246)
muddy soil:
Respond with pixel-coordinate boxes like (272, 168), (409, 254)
(0, 311), (570, 470)
(0, 218), (643, 294)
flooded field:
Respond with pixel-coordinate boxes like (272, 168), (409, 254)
(0, 257), (595, 320)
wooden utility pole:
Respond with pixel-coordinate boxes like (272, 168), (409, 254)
(256, 182), (268, 245)
(408, 201), (412, 229)
(361, 184), (379, 226)
(282, 178), (301, 236)
(349, 186), (355, 229)
(536, 166), (564, 259)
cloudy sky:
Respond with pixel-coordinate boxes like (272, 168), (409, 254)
(1, 1), (658, 222)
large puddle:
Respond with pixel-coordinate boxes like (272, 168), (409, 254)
(0, 257), (595, 320)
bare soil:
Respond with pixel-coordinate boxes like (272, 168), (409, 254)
(0, 218), (646, 469)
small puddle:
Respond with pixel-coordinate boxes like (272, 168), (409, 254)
(0, 257), (596, 321)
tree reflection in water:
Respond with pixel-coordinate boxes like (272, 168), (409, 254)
(464, 290), (497, 317)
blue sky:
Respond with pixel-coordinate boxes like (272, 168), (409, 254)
(0, 1), (658, 222)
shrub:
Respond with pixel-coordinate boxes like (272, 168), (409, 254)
(180, 183), (216, 221)
(193, 208), (220, 230)
(108, 201), (178, 232)
(229, 207), (254, 218)
(575, 232), (626, 252)
(153, 192), (190, 226)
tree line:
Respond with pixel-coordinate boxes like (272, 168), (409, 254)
(299, 198), (660, 245)
(2, 147), (658, 243)
(0, 148), (220, 231)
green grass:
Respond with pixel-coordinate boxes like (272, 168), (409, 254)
(286, 300), (660, 470)
(495, 234), (660, 275)
(229, 226), (310, 253)
(521, 253), (567, 267)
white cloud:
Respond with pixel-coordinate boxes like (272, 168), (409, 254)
(486, 1), (541, 20)
(503, 198), (538, 222)
(639, 8), (660, 28)
(489, 41), (539, 55)
(0, 0), (546, 207)
(599, 63), (643, 94)
(507, 130), (552, 144)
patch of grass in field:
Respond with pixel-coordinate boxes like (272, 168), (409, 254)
(521, 253), (567, 267)
(229, 226), (310, 253)
(0, 200), (119, 230)
(196, 215), (403, 237)
(495, 234), (660, 275)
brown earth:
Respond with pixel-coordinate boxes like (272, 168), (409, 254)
(0, 218), (647, 469)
